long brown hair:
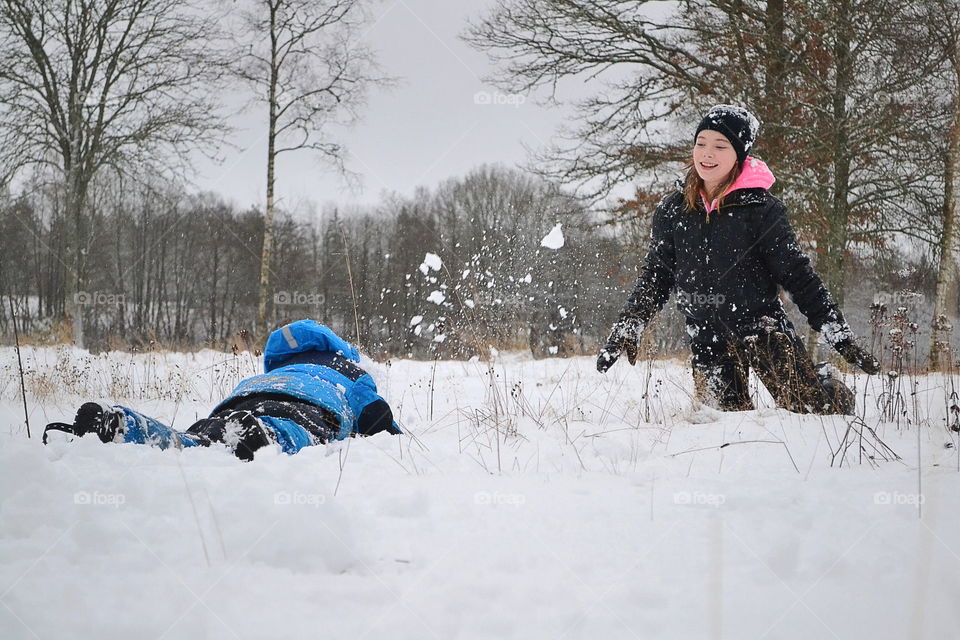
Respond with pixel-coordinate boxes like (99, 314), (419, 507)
(682, 159), (740, 213)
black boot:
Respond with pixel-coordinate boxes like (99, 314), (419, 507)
(185, 417), (226, 446)
(77, 402), (126, 443)
(221, 410), (273, 461)
(43, 402), (124, 444)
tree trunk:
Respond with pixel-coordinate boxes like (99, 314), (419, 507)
(764, 0), (785, 94)
(820, 0), (853, 311)
(64, 163), (87, 349)
(931, 55), (960, 370)
(257, 2), (280, 341)
(761, 0), (786, 170)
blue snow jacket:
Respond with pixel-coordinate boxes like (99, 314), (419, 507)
(212, 320), (400, 441)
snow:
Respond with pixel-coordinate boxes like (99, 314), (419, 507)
(418, 252), (442, 275)
(540, 223), (564, 249)
(820, 321), (854, 347)
(426, 290), (446, 305)
(1, 346), (959, 639)
(409, 315), (424, 327)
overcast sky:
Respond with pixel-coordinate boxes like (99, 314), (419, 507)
(191, 0), (577, 214)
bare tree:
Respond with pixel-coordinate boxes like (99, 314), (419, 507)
(0, 0), (228, 346)
(231, 0), (388, 339)
(465, 0), (940, 312)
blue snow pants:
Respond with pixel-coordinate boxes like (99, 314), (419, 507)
(114, 395), (339, 454)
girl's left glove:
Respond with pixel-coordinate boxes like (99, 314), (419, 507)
(597, 317), (644, 373)
(822, 321), (879, 374)
(833, 338), (880, 375)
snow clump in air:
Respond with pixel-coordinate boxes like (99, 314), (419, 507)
(540, 223), (564, 250)
(419, 253), (442, 275)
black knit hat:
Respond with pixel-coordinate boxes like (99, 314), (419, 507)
(694, 105), (760, 167)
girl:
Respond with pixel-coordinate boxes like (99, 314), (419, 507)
(597, 105), (879, 414)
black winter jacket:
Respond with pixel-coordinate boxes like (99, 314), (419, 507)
(618, 166), (845, 341)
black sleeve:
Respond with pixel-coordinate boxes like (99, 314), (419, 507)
(618, 199), (677, 324)
(357, 399), (400, 436)
(758, 200), (844, 331)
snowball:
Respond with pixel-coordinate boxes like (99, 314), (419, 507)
(409, 315), (424, 327)
(521, 274), (532, 283)
(419, 253), (442, 275)
(540, 223), (564, 249)
(465, 299), (475, 308)
(426, 290), (446, 305)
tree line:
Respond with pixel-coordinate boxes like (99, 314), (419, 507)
(0, 165), (664, 358)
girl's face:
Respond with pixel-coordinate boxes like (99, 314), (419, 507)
(693, 130), (738, 190)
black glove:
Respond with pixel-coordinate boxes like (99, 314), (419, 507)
(597, 317), (643, 373)
(834, 338), (880, 375)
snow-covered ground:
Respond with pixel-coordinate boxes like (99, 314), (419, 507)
(1, 346), (959, 639)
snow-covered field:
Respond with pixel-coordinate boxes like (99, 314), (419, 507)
(1, 346), (959, 639)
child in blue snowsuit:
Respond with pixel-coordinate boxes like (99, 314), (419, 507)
(43, 320), (401, 461)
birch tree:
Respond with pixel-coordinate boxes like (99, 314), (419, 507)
(929, 0), (960, 369)
(232, 0), (387, 339)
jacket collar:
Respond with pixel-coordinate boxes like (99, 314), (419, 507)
(674, 157), (775, 214)
(700, 157), (777, 213)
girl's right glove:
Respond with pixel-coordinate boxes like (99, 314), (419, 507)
(597, 317), (644, 373)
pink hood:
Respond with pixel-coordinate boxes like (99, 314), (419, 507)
(701, 157), (776, 214)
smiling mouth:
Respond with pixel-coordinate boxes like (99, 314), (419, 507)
(699, 162), (718, 169)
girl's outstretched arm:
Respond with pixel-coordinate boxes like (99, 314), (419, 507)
(619, 199), (678, 324)
(758, 199), (843, 331)
(598, 199), (677, 373)
(758, 200), (879, 373)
